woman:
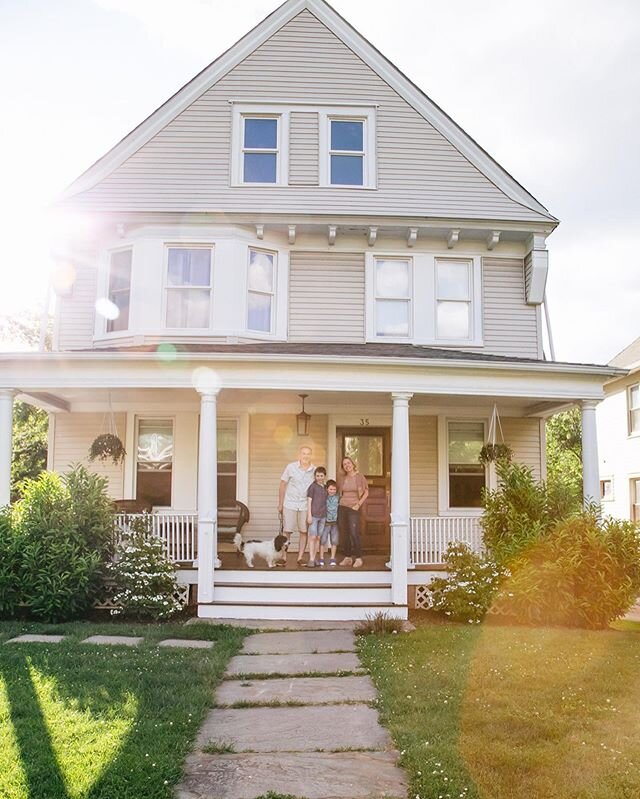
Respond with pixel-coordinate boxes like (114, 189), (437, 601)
(337, 456), (369, 568)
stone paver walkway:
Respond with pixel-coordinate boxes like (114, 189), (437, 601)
(177, 628), (407, 799)
(82, 635), (144, 646)
(3, 634), (217, 648)
(6, 634), (66, 644)
(160, 639), (216, 649)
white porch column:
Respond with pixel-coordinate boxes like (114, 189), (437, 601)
(0, 390), (15, 507)
(581, 399), (600, 506)
(197, 389), (219, 605)
(390, 392), (412, 606)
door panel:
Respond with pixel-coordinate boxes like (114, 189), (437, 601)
(337, 427), (390, 555)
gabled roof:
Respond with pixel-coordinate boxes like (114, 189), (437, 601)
(609, 336), (640, 370)
(60, 0), (556, 223)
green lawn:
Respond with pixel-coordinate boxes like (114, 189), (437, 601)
(359, 615), (640, 799)
(0, 620), (246, 799)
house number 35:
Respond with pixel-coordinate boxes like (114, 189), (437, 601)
(360, 418), (370, 427)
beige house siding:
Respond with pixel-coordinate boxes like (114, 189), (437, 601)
(288, 251), (365, 342)
(56, 264), (97, 351)
(52, 413), (126, 497)
(502, 417), (543, 479)
(244, 413), (328, 538)
(482, 258), (539, 358)
(67, 10), (545, 222)
(289, 111), (319, 185)
(409, 416), (438, 515)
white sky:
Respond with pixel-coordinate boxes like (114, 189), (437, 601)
(1, 0), (639, 363)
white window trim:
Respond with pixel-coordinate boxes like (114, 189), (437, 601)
(365, 253), (483, 346)
(231, 104), (290, 187)
(319, 107), (377, 189)
(246, 246), (277, 335)
(134, 415), (175, 510)
(628, 383), (640, 436)
(105, 247), (133, 334)
(437, 416), (488, 516)
(371, 256), (413, 340)
(630, 476), (640, 521)
(600, 477), (614, 502)
(435, 257), (477, 344)
(162, 244), (215, 332)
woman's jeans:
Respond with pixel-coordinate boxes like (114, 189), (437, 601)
(338, 506), (362, 558)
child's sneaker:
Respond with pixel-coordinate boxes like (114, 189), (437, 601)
(306, 560), (317, 568)
(318, 559), (325, 567)
(330, 558), (337, 567)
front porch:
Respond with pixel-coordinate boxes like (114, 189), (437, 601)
(0, 346), (611, 620)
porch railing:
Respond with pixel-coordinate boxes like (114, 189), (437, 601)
(410, 516), (483, 566)
(115, 512), (197, 563)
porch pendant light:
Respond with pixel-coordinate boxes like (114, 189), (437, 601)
(296, 394), (311, 436)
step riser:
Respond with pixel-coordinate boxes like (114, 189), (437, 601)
(214, 586), (392, 604)
(198, 604), (408, 621)
(215, 569), (392, 586)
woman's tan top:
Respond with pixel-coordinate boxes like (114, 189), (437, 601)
(338, 472), (368, 508)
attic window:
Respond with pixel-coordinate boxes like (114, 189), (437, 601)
(243, 117), (279, 183)
(319, 107), (376, 189)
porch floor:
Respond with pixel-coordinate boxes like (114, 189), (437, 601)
(217, 551), (390, 571)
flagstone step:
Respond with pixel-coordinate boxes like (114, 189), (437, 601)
(226, 652), (363, 677)
(177, 750), (407, 799)
(215, 674), (377, 706)
(241, 629), (355, 654)
(5, 634), (66, 644)
(196, 705), (391, 753)
(81, 635), (143, 646)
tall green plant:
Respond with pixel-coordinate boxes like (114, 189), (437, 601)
(0, 509), (20, 617)
(482, 461), (580, 567)
(546, 408), (582, 497)
(11, 400), (48, 502)
(64, 465), (116, 558)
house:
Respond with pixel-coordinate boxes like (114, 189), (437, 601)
(0, 0), (620, 620)
(597, 336), (640, 521)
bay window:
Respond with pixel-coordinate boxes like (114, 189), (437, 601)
(374, 258), (411, 337)
(436, 259), (472, 340)
(165, 247), (212, 329)
(247, 249), (275, 333)
(106, 249), (132, 333)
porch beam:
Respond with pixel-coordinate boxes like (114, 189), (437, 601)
(0, 390), (15, 506)
(197, 388), (220, 605)
(581, 399), (600, 506)
(390, 391), (413, 605)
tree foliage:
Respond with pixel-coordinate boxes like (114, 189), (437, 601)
(546, 408), (582, 497)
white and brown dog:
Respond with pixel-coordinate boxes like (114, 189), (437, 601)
(233, 532), (289, 568)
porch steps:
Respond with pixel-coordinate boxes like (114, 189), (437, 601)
(199, 572), (406, 620)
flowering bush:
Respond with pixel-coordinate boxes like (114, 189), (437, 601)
(109, 521), (183, 620)
(424, 542), (507, 623)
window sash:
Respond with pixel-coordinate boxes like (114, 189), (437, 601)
(374, 258), (411, 337)
(600, 479), (613, 501)
(247, 249), (276, 333)
(329, 118), (365, 185)
(629, 385), (640, 434)
(436, 259), (473, 340)
(165, 247), (212, 329)
(447, 421), (486, 509)
(106, 250), (132, 333)
(242, 116), (279, 184)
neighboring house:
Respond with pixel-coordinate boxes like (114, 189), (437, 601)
(0, 0), (620, 620)
(598, 337), (640, 521)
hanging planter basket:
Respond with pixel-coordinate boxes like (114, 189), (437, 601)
(478, 404), (513, 465)
(88, 393), (126, 465)
(89, 433), (126, 465)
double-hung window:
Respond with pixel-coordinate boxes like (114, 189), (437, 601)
(374, 258), (411, 337)
(628, 384), (640, 435)
(165, 247), (212, 329)
(242, 117), (280, 184)
(106, 249), (132, 333)
(218, 420), (238, 505)
(136, 419), (173, 508)
(436, 259), (472, 340)
(247, 248), (275, 333)
(631, 478), (640, 522)
(329, 118), (365, 186)
(447, 421), (486, 508)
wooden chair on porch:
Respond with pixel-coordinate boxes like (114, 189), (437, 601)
(217, 501), (251, 546)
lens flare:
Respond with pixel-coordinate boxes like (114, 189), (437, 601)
(273, 424), (294, 447)
(95, 297), (119, 320)
(191, 366), (221, 393)
(51, 261), (76, 294)
(156, 343), (177, 362)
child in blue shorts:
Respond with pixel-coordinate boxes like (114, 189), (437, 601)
(320, 480), (339, 567)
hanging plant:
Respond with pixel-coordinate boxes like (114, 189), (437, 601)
(89, 433), (126, 465)
(479, 442), (513, 465)
(478, 404), (513, 465)
(88, 393), (126, 465)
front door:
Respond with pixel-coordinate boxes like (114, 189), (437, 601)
(337, 427), (391, 555)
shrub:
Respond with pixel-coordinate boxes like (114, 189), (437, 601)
(424, 543), (507, 623)
(354, 611), (405, 635)
(109, 520), (182, 620)
(482, 461), (581, 567)
(64, 465), (116, 558)
(0, 509), (20, 618)
(12, 471), (103, 622)
(491, 511), (640, 629)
